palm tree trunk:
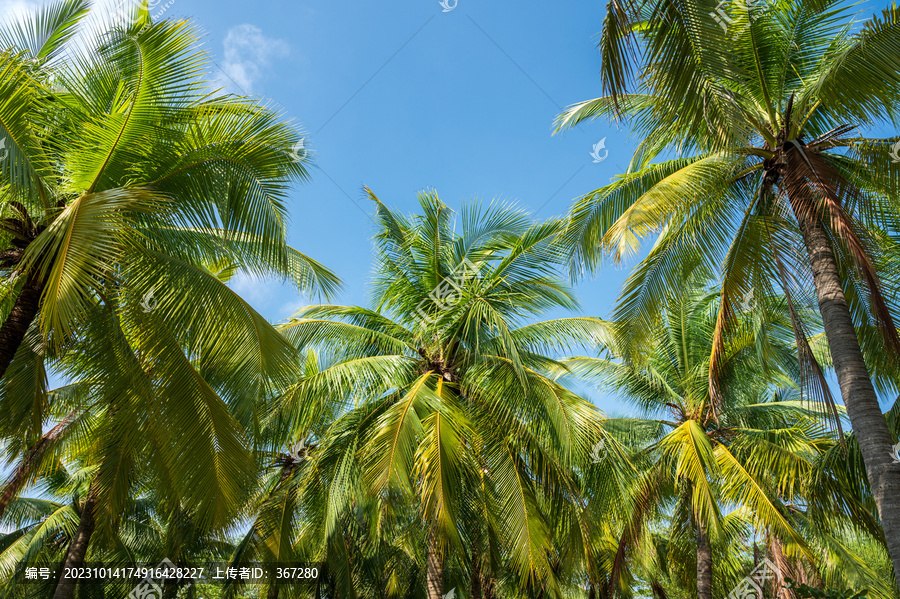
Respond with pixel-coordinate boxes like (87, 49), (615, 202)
(427, 533), (443, 599)
(796, 213), (900, 589)
(696, 520), (712, 599)
(0, 274), (43, 380)
(471, 535), (482, 599)
(753, 542), (762, 599)
(264, 460), (297, 599)
(53, 483), (99, 599)
(0, 413), (74, 518)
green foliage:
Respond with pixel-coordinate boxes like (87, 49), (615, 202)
(785, 577), (868, 599)
(0, 1), (898, 598)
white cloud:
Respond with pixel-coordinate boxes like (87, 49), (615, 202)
(228, 271), (271, 308)
(221, 24), (289, 93)
(0, 0), (40, 24)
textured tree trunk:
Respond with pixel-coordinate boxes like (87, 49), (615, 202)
(696, 521), (712, 599)
(753, 542), (763, 599)
(0, 274), (44, 380)
(265, 461), (296, 599)
(796, 213), (900, 590)
(53, 484), (99, 599)
(0, 413), (74, 518)
(770, 536), (792, 599)
(427, 533), (443, 599)
(471, 535), (483, 599)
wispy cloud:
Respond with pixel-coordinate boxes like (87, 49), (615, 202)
(227, 272), (312, 323)
(228, 271), (271, 308)
(0, 0), (40, 24)
(221, 24), (289, 93)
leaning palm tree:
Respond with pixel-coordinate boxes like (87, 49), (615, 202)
(0, 0), (338, 379)
(555, 0), (900, 584)
(279, 189), (605, 599)
(562, 275), (893, 599)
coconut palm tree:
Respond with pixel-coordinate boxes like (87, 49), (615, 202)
(560, 271), (892, 599)
(0, 291), (292, 599)
(0, 460), (246, 599)
(278, 189), (606, 599)
(0, 4), (339, 596)
(554, 0), (900, 584)
(0, 0), (338, 381)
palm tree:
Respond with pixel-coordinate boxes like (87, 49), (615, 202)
(0, 4), (339, 597)
(0, 0), (338, 380)
(562, 276), (892, 599)
(278, 189), (606, 599)
(555, 0), (900, 584)
(0, 461), (245, 599)
(0, 293), (292, 599)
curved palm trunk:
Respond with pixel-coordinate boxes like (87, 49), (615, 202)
(0, 274), (44, 380)
(0, 412), (74, 518)
(796, 213), (900, 588)
(696, 521), (712, 599)
(53, 483), (99, 599)
(427, 533), (443, 599)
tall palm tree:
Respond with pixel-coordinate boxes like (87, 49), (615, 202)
(0, 4), (339, 597)
(278, 189), (606, 599)
(562, 276), (893, 599)
(0, 0), (338, 380)
(554, 0), (900, 584)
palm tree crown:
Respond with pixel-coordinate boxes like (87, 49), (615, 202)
(555, 0), (900, 586)
(279, 189), (607, 598)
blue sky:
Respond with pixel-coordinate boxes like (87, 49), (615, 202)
(104, 0), (899, 414)
(0, 0), (893, 415)
(200, 0), (628, 316)
(174, 0), (893, 416)
(186, 0), (639, 414)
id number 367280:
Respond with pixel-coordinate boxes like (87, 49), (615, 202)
(276, 567), (319, 579)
